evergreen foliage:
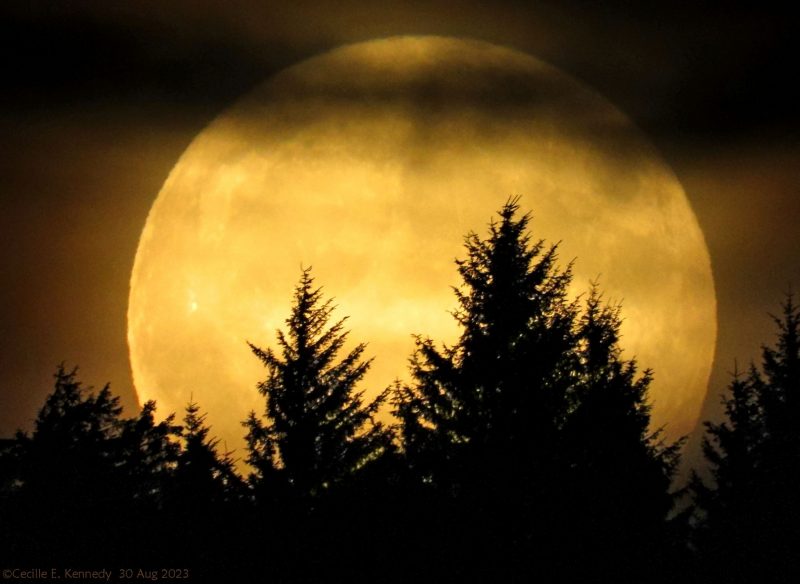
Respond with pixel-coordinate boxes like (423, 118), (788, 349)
(564, 286), (684, 578)
(7, 201), (796, 581)
(395, 199), (577, 486)
(693, 294), (800, 582)
(244, 267), (391, 503)
(394, 199), (682, 581)
(1, 365), (181, 564)
(175, 400), (242, 506)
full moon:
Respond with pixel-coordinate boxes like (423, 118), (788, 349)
(128, 36), (716, 457)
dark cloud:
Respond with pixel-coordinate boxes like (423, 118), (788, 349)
(0, 8), (278, 112)
(3, 1), (795, 137)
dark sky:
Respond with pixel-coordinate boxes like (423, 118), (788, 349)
(1, 1), (798, 471)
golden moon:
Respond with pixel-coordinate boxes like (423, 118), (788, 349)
(128, 36), (716, 456)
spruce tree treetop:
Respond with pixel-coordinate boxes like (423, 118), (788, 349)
(10, 365), (181, 510)
(27, 364), (122, 448)
(244, 268), (390, 502)
(692, 293), (800, 582)
(392, 199), (683, 581)
(695, 294), (800, 506)
(395, 198), (577, 484)
(759, 293), (800, 441)
(566, 285), (681, 531)
(691, 366), (763, 535)
(568, 285), (664, 465)
(12, 365), (124, 502)
(174, 400), (242, 506)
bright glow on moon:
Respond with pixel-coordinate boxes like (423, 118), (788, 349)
(128, 36), (716, 457)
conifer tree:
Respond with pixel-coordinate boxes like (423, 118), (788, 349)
(693, 294), (800, 581)
(117, 400), (181, 508)
(393, 200), (683, 581)
(566, 286), (680, 512)
(394, 198), (577, 488)
(167, 400), (244, 570)
(392, 199), (580, 581)
(12, 365), (124, 510)
(563, 286), (683, 577)
(691, 366), (764, 580)
(175, 400), (242, 505)
(244, 268), (391, 503)
(6, 365), (181, 563)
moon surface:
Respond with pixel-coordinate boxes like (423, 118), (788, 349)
(128, 36), (716, 457)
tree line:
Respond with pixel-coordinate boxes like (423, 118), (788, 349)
(1, 199), (797, 583)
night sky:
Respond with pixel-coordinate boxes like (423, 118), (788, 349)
(1, 1), (798, 474)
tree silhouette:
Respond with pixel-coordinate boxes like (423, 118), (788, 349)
(393, 199), (683, 582)
(167, 400), (245, 573)
(175, 400), (242, 506)
(117, 400), (181, 507)
(394, 198), (576, 491)
(693, 294), (800, 582)
(244, 267), (391, 504)
(562, 285), (684, 579)
(4, 365), (181, 564)
(10, 366), (128, 522)
(0, 200), (718, 582)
